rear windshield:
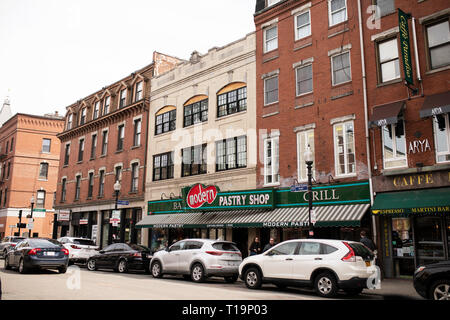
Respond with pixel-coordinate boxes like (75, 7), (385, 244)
(29, 239), (62, 248)
(349, 243), (374, 259)
(129, 244), (150, 252)
(212, 242), (240, 252)
(73, 239), (96, 246)
(11, 237), (25, 243)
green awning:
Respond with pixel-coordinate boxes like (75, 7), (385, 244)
(372, 187), (450, 216)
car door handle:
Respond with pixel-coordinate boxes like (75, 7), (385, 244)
(314, 258), (322, 261)
(285, 258), (293, 261)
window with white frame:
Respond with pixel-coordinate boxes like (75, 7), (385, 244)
(426, 19), (450, 70)
(264, 25), (278, 53)
(101, 130), (108, 156)
(334, 121), (356, 176)
(295, 10), (311, 40)
(67, 114), (73, 130)
(382, 121), (407, 169)
(135, 81), (143, 102)
(434, 113), (450, 163)
(42, 138), (51, 153)
(374, 0), (395, 18)
(267, 0), (281, 6)
(264, 75), (278, 105)
(133, 118), (142, 147)
(131, 162), (139, 192)
(119, 88), (127, 108)
(297, 130), (315, 182)
(377, 38), (400, 83)
(331, 51), (351, 85)
(329, 0), (347, 26)
(296, 64), (313, 95)
(103, 96), (110, 115)
(93, 101), (100, 119)
(36, 190), (45, 209)
(80, 108), (86, 125)
(264, 136), (279, 185)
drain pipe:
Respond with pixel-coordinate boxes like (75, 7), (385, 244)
(357, 0), (376, 241)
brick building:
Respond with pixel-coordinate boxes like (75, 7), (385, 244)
(54, 52), (181, 248)
(0, 111), (64, 240)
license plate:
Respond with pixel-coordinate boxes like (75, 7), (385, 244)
(365, 261), (371, 267)
(46, 252), (56, 256)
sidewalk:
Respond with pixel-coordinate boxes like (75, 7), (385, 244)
(363, 278), (423, 299)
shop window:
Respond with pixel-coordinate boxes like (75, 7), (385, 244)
(216, 136), (247, 172)
(392, 218), (415, 276)
(184, 97), (208, 126)
(297, 129), (315, 182)
(150, 229), (169, 253)
(155, 107), (176, 135)
(328, 0), (347, 26)
(295, 10), (311, 40)
(331, 51), (351, 85)
(264, 25), (278, 53)
(425, 18), (450, 70)
(414, 216), (445, 266)
(382, 121), (407, 169)
(433, 113), (450, 163)
(181, 144), (207, 177)
(153, 152), (174, 181)
(377, 38), (400, 83)
(264, 136), (279, 185)
(334, 121), (356, 176)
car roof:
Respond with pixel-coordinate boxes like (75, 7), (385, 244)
(176, 239), (234, 243)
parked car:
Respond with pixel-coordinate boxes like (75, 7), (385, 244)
(150, 239), (242, 283)
(57, 237), (99, 265)
(86, 243), (151, 273)
(4, 238), (69, 274)
(413, 260), (450, 300)
(0, 236), (25, 258)
(238, 239), (376, 298)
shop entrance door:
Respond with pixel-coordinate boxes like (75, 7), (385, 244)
(232, 228), (248, 259)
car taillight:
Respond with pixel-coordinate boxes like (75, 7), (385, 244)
(341, 242), (356, 262)
(70, 245), (81, 249)
(132, 252), (142, 257)
(28, 248), (41, 255)
(10, 243), (16, 247)
(205, 251), (224, 256)
(62, 248), (69, 255)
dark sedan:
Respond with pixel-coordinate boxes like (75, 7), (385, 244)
(4, 238), (69, 274)
(86, 243), (151, 273)
(0, 236), (25, 258)
(414, 260), (450, 300)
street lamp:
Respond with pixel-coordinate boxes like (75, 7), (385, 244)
(29, 195), (35, 238)
(304, 145), (314, 238)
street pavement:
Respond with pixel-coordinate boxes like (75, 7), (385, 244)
(0, 260), (422, 300)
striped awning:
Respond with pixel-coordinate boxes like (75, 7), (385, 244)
(135, 204), (370, 229)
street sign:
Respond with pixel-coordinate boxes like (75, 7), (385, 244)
(311, 209), (317, 225)
(110, 218), (120, 224)
(117, 200), (129, 205)
(112, 210), (121, 219)
(79, 219), (88, 225)
(290, 184), (308, 192)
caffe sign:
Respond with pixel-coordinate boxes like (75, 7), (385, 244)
(373, 170), (450, 192)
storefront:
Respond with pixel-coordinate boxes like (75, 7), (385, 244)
(99, 208), (143, 248)
(372, 170), (450, 278)
(137, 181), (372, 256)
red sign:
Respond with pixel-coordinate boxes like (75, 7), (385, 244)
(186, 184), (218, 209)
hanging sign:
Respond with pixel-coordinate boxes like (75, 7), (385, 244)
(398, 9), (414, 85)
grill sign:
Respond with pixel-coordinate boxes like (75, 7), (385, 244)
(187, 184), (218, 209)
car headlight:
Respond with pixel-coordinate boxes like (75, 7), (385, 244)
(415, 266), (426, 274)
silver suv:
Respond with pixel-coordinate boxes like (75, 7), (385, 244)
(150, 239), (242, 283)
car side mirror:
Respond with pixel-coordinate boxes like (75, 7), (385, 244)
(99, 250), (105, 254)
(165, 247), (170, 252)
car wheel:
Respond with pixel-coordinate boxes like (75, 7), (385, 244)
(430, 280), (450, 300)
(58, 266), (67, 274)
(4, 256), (11, 270)
(343, 288), (363, 296)
(314, 272), (338, 298)
(18, 258), (28, 274)
(117, 259), (128, 273)
(224, 275), (239, 283)
(191, 263), (206, 283)
(151, 261), (163, 278)
(244, 268), (262, 289)
(87, 259), (97, 271)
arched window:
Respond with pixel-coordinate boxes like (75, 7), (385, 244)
(155, 106), (176, 135)
(183, 95), (208, 127)
(217, 82), (247, 118)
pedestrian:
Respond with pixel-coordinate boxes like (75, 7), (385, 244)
(249, 237), (262, 256)
(263, 238), (275, 253)
(360, 230), (376, 252)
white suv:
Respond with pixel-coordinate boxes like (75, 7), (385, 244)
(239, 239), (377, 298)
(58, 237), (99, 265)
(150, 239), (242, 283)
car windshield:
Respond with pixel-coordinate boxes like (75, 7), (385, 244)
(73, 239), (96, 246)
(28, 239), (62, 248)
(212, 242), (240, 251)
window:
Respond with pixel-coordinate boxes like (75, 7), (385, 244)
(182, 144), (207, 177)
(135, 81), (143, 102)
(264, 25), (278, 53)
(216, 136), (247, 171)
(377, 38), (400, 83)
(93, 101), (100, 119)
(426, 19), (450, 70)
(267, 0), (281, 6)
(115, 166), (122, 183)
(80, 108), (86, 125)
(98, 170), (105, 197)
(374, 0), (395, 17)
(117, 125), (124, 151)
(331, 51), (351, 85)
(296, 64), (313, 95)
(90, 134), (97, 159)
(295, 10), (311, 40)
(264, 136), (279, 185)
(88, 172), (94, 198)
(264, 76), (278, 105)
(101, 130), (108, 155)
(36, 190), (45, 209)
(3, 188), (7, 206)
(64, 144), (70, 166)
(67, 114), (73, 130)
(334, 121), (356, 176)
(382, 121), (407, 169)
(39, 162), (49, 179)
(217, 87), (247, 118)
(434, 113), (450, 163)
(61, 178), (67, 202)
(298, 242), (321, 255)
(329, 0), (347, 26)
(131, 163), (139, 192)
(6, 141), (8, 154)
(78, 139), (85, 162)
(153, 152), (174, 181)
(269, 242), (298, 255)
(133, 119), (141, 146)
(184, 99), (208, 126)
(155, 109), (176, 135)
(42, 139), (51, 153)
(103, 96), (110, 115)
(10, 138), (13, 152)
(75, 176), (81, 200)
(119, 88), (127, 108)
(297, 130), (315, 182)
(7, 162), (10, 179)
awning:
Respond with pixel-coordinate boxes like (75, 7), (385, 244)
(420, 91), (450, 118)
(369, 101), (405, 127)
(136, 204), (370, 229)
(372, 187), (450, 216)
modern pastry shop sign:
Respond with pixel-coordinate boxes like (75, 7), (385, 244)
(183, 184), (274, 211)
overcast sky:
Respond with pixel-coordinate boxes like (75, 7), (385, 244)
(0, 0), (255, 117)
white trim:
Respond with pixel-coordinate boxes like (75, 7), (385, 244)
(333, 120), (356, 176)
(328, 44), (352, 56)
(328, 0), (348, 27)
(133, 114), (143, 122)
(261, 18), (279, 29)
(294, 9), (312, 41)
(263, 24), (278, 53)
(292, 57), (314, 69)
(419, 8), (450, 24)
(371, 26), (399, 42)
(263, 136), (280, 186)
(263, 74), (279, 106)
(330, 113), (355, 125)
(296, 129), (315, 182)
(381, 122), (408, 169)
(261, 69), (280, 80)
(291, 2), (312, 16)
(294, 123), (316, 133)
(433, 114), (450, 164)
